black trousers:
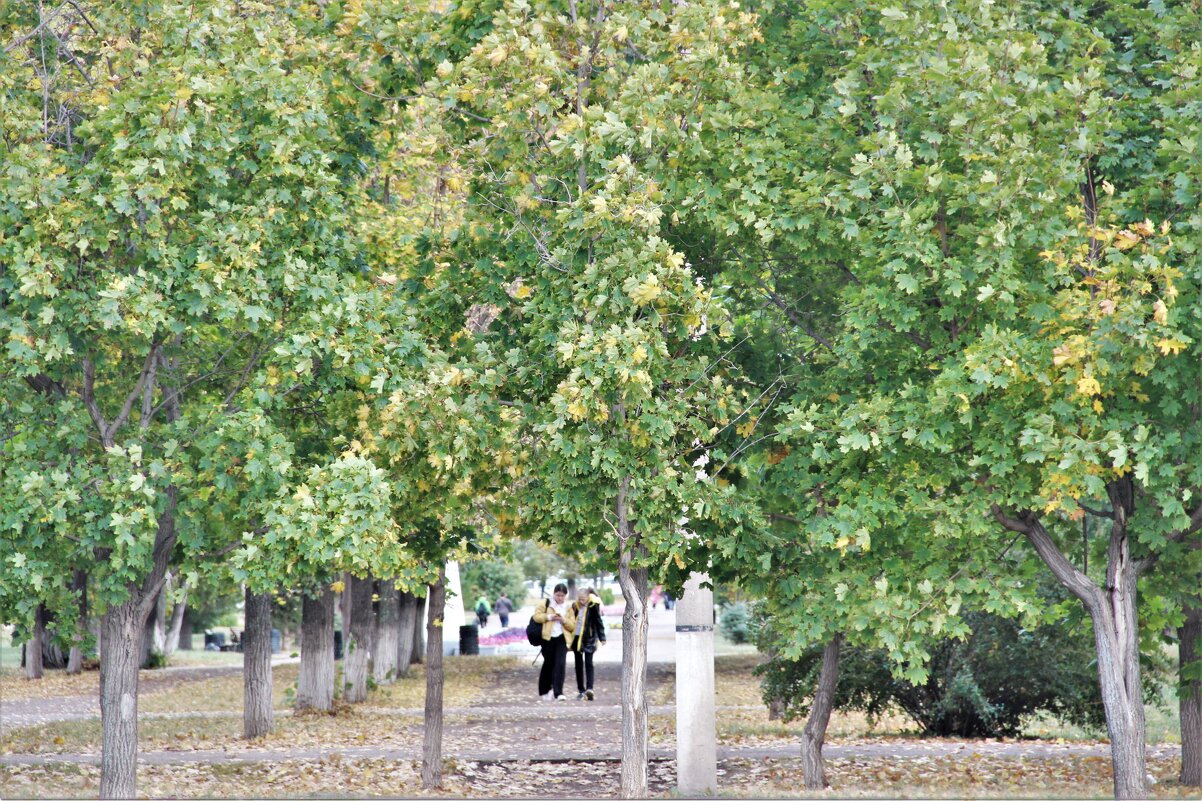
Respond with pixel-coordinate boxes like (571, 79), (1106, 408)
(539, 635), (567, 697)
(573, 648), (595, 692)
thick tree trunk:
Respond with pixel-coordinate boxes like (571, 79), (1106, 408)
(615, 478), (650, 800)
(421, 570), (446, 789)
(373, 579), (401, 684)
(800, 634), (842, 790)
(243, 588), (273, 739)
(99, 601), (143, 799)
(1180, 602), (1202, 787)
(343, 575), (374, 703)
(411, 592), (425, 665)
(67, 570), (88, 675)
(25, 603), (46, 680)
(297, 586), (336, 712)
(395, 591), (418, 677)
(163, 581), (188, 656)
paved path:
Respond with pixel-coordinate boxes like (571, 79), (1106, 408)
(1, 658), (298, 732)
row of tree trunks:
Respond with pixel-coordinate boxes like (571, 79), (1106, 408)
(297, 586), (336, 712)
(67, 570), (88, 674)
(243, 589), (273, 739)
(421, 568), (447, 790)
(395, 591), (419, 677)
(343, 575), (374, 703)
(373, 579), (401, 684)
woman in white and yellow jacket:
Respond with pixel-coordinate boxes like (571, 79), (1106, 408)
(532, 583), (576, 700)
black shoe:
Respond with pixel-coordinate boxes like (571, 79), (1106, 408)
(586, 689), (594, 701)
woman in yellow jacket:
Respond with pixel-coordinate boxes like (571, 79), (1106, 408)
(533, 583), (576, 700)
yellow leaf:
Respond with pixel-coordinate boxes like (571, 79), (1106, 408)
(330, 580), (345, 594)
(1076, 376), (1102, 396)
(672, 553), (685, 570)
(566, 400), (587, 421)
(1156, 337), (1187, 355)
(1153, 299), (1168, 325)
(487, 45), (508, 65)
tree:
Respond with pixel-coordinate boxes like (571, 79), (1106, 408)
(713, 3), (1202, 797)
(430, 2), (762, 794)
(0, 2), (400, 793)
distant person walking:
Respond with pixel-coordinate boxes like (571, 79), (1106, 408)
(569, 587), (606, 700)
(533, 583), (575, 700)
(475, 595), (491, 629)
(495, 593), (514, 628)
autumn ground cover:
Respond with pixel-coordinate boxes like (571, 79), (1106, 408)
(2, 654), (1195, 798)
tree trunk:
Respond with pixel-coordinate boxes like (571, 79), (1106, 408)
(343, 575), (374, 703)
(995, 492), (1148, 800)
(243, 588), (273, 738)
(421, 569), (447, 789)
(163, 581), (188, 656)
(615, 477), (650, 800)
(373, 579), (401, 684)
(1180, 602), (1202, 787)
(141, 584), (168, 668)
(800, 634), (842, 790)
(178, 608), (193, 651)
(25, 603), (46, 679)
(340, 571), (352, 657)
(297, 586), (335, 712)
(67, 570), (88, 675)
(411, 592), (425, 664)
(395, 591), (418, 677)
(99, 601), (143, 799)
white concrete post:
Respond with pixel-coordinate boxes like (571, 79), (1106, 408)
(675, 571), (717, 794)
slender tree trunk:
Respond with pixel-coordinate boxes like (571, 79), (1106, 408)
(297, 586), (335, 712)
(25, 603), (46, 679)
(615, 477), (650, 800)
(152, 581), (168, 654)
(163, 582), (188, 656)
(411, 592), (425, 665)
(373, 579), (401, 684)
(178, 609), (193, 651)
(67, 570), (88, 675)
(99, 601), (142, 799)
(340, 571), (352, 656)
(343, 575), (374, 703)
(1180, 602), (1202, 787)
(801, 634), (842, 790)
(243, 588), (273, 738)
(395, 591), (418, 678)
(421, 569), (446, 789)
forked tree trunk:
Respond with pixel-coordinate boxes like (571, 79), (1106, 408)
(99, 601), (143, 799)
(1180, 602), (1202, 787)
(243, 588), (273, 738)
(994, 487), (1148, 800)
(800, 634), (842, 789)
(25, 603), (46, 679)
(411, 593), (425, 665)
(421, 570), (447, 789)
(343, 575), (374, 703)
(615, 478), (650, 800)
(67, 570), (88, 675)
(373, 579), (401, 684)
(395, 591), (418, 677)
(297, 586), (335, 712)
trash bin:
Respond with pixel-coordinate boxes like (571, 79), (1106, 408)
(459, 624), (479, 656)
(270, 628), (282, 654)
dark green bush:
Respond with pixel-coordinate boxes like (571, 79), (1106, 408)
(758, 608), (1110, 738)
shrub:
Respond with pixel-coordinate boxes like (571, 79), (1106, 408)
(461, 560), (528, 611)
(598, 587), (615, 605)
(719, 602), (753, 644)
(757, 605), (1113, 738)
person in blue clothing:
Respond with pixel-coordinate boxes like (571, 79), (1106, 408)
(568, 587), (606, 700)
